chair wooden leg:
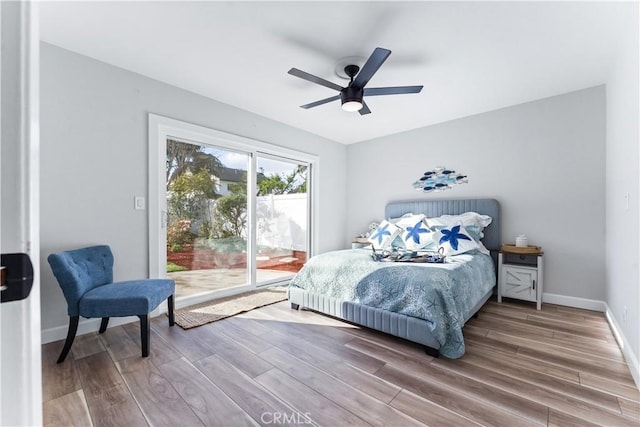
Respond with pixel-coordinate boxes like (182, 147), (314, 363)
(168, 295), (175, 326)
(57, 316), (79, 364)
(139, 314), (150, 357)
(99, 317), (110, 333)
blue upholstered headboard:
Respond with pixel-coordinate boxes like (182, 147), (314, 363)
(385, 199), (501, 253)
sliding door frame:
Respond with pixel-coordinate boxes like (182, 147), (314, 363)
(148, 114), (319, 307)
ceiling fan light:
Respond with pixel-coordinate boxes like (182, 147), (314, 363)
(340, 86), (364, 112)
(342, 100), (363, 112)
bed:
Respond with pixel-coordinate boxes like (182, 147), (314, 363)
(288, 198), (500, 358)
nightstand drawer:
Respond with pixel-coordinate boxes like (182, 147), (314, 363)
(502, 253), (538, 267)
(500, 265), (537, 302)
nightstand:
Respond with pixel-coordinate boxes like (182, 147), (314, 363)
(352, 237), (371, 249)
(498, 244), (544, 310)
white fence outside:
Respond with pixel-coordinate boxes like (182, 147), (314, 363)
(256, 193), (307, 251)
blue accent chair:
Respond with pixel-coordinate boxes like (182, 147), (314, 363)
(48, 245), (175, 363)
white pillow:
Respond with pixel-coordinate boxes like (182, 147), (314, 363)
(428, 212), (492, 255)
(428, 212), (492, 229)
(394, 214), (434, 250)
(367, 220), (402, 249)
(389, 212), (417, 225)
(392, 213), (424, 226)
(433, 223), (479, 256)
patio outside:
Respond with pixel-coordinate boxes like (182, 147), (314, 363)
(167, 241), (306, 298)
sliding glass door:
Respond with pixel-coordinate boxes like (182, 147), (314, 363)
(149, 114), (316, 307)
(255, 155), (308, 283)
(165, 139), (250, 299)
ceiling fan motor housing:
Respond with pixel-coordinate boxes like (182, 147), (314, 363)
(341, 86), (364, 105)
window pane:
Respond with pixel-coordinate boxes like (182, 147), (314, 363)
(256, 156), (308, 283)
(166, 139), (249, 298)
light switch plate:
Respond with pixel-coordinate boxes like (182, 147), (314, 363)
(134, 196), (145, 210)
(624, 193), (630, 211)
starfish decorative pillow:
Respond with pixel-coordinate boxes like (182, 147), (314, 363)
(433, 223), (479, 255)
(367, 220), (402, 249)
(393, 214), (434, 250)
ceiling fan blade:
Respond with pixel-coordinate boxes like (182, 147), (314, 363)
(300, 95), (341, 109)
(288, 68), (343, 92)
(352, 47), (391, 89)
(358, 100), (371, 115)
(364, 86), (423, 96)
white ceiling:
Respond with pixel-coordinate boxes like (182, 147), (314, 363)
(40, 1), (631, 144)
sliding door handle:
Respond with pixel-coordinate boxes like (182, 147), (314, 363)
(161, 210), (168, 230)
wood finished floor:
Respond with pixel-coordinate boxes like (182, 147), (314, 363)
(43, 299), (640, 427)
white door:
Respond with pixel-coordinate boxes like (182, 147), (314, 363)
(0, 2), (42, 425)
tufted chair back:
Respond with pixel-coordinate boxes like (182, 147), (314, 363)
(48, 245), (114, 316)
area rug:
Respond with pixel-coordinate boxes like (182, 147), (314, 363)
(174, 287), (287, 329)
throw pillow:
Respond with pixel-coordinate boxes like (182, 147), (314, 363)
(433, 223), (479, 256)
(367, 220), (402, 250)
(400, 217), (434, 250)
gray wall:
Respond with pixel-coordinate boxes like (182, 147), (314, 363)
(346, 87), (606, 301)
(40, 43), (347, 332)
(605, 6), (639, 371)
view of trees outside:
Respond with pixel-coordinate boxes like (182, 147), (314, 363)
(258, 165), (307, 196)
(165, 140), (222, 256)
(165, 139), (308, 275)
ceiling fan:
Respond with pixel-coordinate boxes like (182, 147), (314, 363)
(288, 47), (423, 115)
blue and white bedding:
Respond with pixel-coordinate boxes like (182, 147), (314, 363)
(288, 248), (496, 358)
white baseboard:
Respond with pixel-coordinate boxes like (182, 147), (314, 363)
(605, 304), (640, 390)
(41, 316), (139, 344)
(541, 292), (638, 389)
(542, 292), (606, 312)
(41, 302), (174, 345)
